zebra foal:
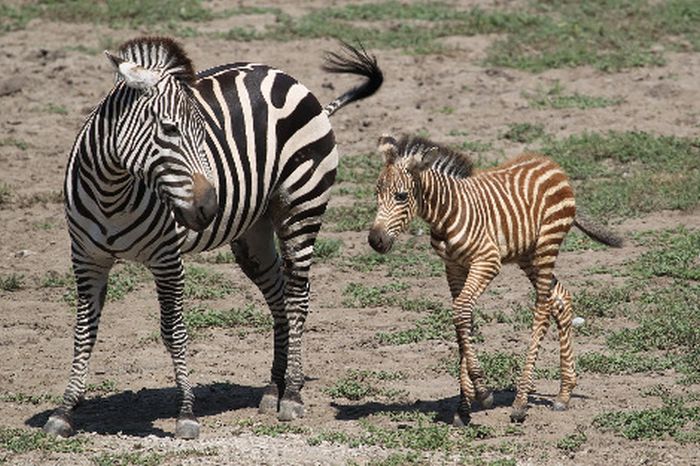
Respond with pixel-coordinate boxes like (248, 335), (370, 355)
(368, 134), (622, 425)
(44, 36), (382, 439)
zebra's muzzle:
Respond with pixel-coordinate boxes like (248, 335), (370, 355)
(368, 226), (393, 254)
(172, 174), (217, 231)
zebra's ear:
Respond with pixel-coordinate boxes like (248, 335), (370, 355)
(104, 51), (161, 90)
(378, 134), (398, 163)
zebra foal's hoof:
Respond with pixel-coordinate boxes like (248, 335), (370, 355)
(477, 390), (494, 410)
(43, 411), (74, 438)
(258, 383), (280, 416)
(509, 406), (528, 423)
(175, 415), (200, 440)
(278, 390), (304, 421)
(452, 410), (470, 427)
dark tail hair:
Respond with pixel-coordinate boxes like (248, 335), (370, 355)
(321, 42), (383, 117)
(573, 216), (624, 248)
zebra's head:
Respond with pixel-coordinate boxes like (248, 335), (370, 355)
(368, 134), (426, 254)
(104, 37), (217, 232)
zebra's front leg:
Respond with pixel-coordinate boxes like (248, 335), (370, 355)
(44, 255), (113, 437)
(149, 256), (198, 439)
(449, 259), (500, 426)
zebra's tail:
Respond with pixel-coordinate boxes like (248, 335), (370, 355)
(321, 42), (383, 117)
(573, 215), (624, 248)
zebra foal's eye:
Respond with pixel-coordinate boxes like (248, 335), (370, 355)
(161, 121), (180, 137)
(394, 192), (408, 202)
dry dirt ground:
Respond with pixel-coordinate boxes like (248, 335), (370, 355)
(1, 1), (699, 465)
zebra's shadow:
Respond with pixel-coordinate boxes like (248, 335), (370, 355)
(331, 389), (588, 424)
(25, 382), (263, 438)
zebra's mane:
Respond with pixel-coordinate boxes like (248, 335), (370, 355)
(395, 135), (474, 179)
(117, 36), (196, 85)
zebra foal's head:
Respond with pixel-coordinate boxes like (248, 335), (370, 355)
(368, 134), (424, 254)
(103, 37), (216, 232)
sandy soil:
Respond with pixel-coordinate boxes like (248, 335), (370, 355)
(1, 3), (699, 465)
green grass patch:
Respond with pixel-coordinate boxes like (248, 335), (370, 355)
(93, 451), (164, 466)
(346, 238), (443, 278)
(0, 273), (24, 292)
(0, 427), (86, 454)
(342, 282), (409, 308)
(593, 398), (700, 442)
(502, 122), (546, 144)
(556, 426), (588, 452)
(183, 305), (271, 334)
(0, 138), (28, 151)
(525, 81), (622, 110)
(0, 392), (62, 405)
(250, 423), (308, 437)
(630, 227), (700, 281)
(325, 203), (376, 232)
(577, 351), (673, 375)
(184, 265), (235, 300)
(314, 237), (343, 260)
(377, 301), (454, 345)
(323, 369), (407, 401)
(541, 131), (700, 219)
(574, 283), (632, 319)
(560, 230), (608, 252)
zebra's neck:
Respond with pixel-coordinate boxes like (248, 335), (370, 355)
(416, 169), (469, 237)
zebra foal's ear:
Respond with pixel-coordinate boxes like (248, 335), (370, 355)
(377, 133), (398, 163)
(104, 51), (161, 90)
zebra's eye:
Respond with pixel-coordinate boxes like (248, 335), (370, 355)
(394, 192), (408, 203)
(161, 121), (180, 138)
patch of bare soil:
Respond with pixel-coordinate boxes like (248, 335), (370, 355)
(1, 9), (699, 466)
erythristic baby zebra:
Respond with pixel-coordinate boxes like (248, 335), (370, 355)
(368, 134), (623, 425)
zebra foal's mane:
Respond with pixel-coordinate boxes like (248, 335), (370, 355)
(117, 36), (196, 84)
(389, 135), (474, 179)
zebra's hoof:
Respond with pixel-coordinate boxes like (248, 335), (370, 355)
(258, 384), (280, 416)
(510, 406), (528, 423)
(175, 415), (200, 440)
(477, 390), (494, 409)
(452, 411), (470, 427)
(552, 399), (569, 411)
(278, 391), (304, 421)
(43, 411), (74, 438)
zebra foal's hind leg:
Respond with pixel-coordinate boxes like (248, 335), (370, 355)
(149, 255), (199, 439)
(231, 216), (286, 416)
(549, 277), (576, 411)
(44, 252), (114, 437)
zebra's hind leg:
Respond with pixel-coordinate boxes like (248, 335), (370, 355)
(550, 276), (576, 411)
(149, 255), (198, 439)
(44, 253), (113, 437)
(230, 216), (286, 416)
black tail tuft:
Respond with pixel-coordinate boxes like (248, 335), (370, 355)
(573, 216), (624, 248)
(322, 41), (383, 116)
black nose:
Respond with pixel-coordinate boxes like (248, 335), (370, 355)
(368, 227), (392, 253)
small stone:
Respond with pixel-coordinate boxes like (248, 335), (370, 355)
(15, 249), (34, 258)
(572, 316), (585, 328)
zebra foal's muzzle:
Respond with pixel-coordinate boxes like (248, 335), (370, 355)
(368, 225), (394, 254)
(172, 173), (217, 231)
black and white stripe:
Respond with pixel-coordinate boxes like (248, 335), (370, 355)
(44, 37), (382, 439)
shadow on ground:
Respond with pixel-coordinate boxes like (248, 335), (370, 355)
(25, 382), (263, 437)
(332, 389), (589, 424)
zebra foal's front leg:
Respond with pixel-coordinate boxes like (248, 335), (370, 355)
(149, 256), (199, 439)
(44, 253), (113, 437)
(449, 259), (500, 427)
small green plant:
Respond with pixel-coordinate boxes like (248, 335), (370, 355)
(325, 203), (377, 232)
(41, 270), (74, 288)
(0, 392), (62, 405)
(526, 81), (622, 110)
(0, 183), (11, 205)
(556, 426), (588, 452)
(314, 237), (343, 260)
(45, 103), (68, 115)
(0, 427), (86, 454)
(342, 282), (409, 308)
(323, 369), (407, 400)
(86, 379), (118, 395)
(0, 138), (28, 151)
(577, 351), (672, 375)
(347, 239), (443, 278)
(183, 305), (271, 334)
(184, 265), (236, 300)
(0, 274), (24, 292)
(502, 122), (546, 143)
(251, 423), (308, 437)
(378, 301), (456, 345)
(93, 451), (164, 466)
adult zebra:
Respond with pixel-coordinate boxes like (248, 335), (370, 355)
(44, 36), (383, 439)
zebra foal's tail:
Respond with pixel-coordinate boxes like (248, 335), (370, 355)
(321, 42), (383, 116)
(573, 215), (625, 248)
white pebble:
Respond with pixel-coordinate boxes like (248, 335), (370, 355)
(572, 316), (585, 328)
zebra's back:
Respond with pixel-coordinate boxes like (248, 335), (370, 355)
(459, 154), (575, 262)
